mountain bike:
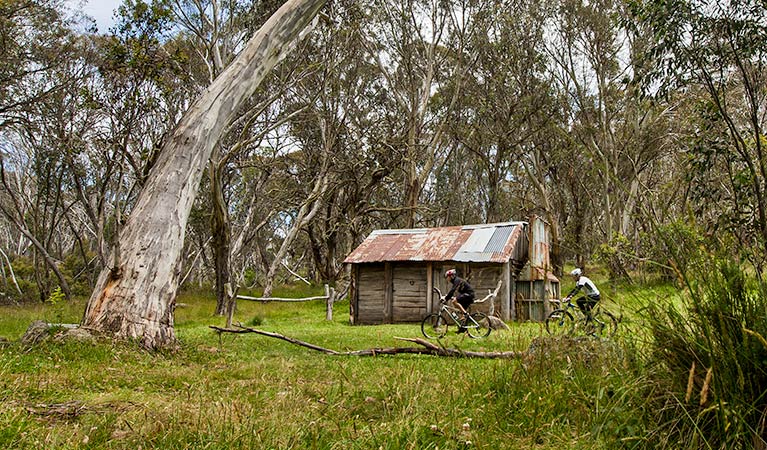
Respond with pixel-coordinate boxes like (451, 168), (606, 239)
(545, 299), (618, 337)
(421, 287), (491, 339)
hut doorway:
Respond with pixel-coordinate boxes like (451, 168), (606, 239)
(391, 263), (428, 322)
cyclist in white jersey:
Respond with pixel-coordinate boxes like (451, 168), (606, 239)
(563, 268), (600, 314)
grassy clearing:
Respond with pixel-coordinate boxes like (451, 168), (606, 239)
(0, 282), (669, 449)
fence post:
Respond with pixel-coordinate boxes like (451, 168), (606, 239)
(326, 287), (335, 321)
(225, 282), (235, 328)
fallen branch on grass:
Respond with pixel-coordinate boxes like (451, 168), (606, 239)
(25, 401), (86, 419)
(208, 325), (525, 359)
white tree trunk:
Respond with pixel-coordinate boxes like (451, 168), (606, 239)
(262, 156), (330, 297)
(81, 0), (327, 349)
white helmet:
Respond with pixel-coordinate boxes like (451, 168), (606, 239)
(445, 269), (457, 278)
(570, 268), (582, 277)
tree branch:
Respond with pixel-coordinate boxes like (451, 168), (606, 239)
(208, 325), (524, 359)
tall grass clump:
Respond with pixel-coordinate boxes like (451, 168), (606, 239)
(642, 257), (767, 449)
(482, 335), (649, 449)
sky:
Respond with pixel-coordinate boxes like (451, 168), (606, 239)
(68, 0), (122, 32)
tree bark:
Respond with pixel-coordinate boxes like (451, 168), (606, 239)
(81, 0), (327, 350)
(210, 158), (232, 316)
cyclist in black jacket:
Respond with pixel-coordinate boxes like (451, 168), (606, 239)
(445, 269), (475, 319)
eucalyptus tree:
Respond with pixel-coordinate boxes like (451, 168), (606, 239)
(277, 1), (387, 290)
(165, 0), (329, 315)
(253, 19), (370, 297)
(0, 0), (86, 299)
(96, 0), (205, 213)
(1, 0), (194, 301)
(359, 0), (477, 229)
(166, 0), (268, 314)
(0, 0), (78, 131)
(52, 0), (199, 295)
(0, 132), (73, 300)
(630, 0), (767, 273)
(81, 0), (327, 349)
(438, 0), (554, 225)
(542, 0), (671, 272)
(10, 48), (106, 299)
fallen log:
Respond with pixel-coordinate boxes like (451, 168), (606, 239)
(208, 325), (525, 359)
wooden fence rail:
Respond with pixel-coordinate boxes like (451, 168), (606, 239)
(236, 284), (337, 320)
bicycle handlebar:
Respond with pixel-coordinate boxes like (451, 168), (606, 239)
(432, 287), (448, 303)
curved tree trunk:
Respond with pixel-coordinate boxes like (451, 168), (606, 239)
(262, 158), (330, 297)
(81, 0), (327, 350)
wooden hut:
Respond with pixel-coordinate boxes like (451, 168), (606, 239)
(343, 216), (559, 325)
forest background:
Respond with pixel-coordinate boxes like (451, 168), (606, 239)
(4, 0), (766, 306)
(1, 0), (767, 448)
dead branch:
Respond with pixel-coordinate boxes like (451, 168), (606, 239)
(475, 279), (510, 331)
(209, 325), (339, 354)
(209, 325), (525, 359)
(26, 401), (86, 419)
(474, 278), (503, 304)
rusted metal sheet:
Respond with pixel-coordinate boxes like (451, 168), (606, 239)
(527, 216), (552, 281)
(344, 222), (527, 264)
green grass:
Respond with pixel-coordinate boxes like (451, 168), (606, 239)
(0, 283), (667, 449)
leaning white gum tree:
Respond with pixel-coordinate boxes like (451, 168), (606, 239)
(81, 0), (327, 350)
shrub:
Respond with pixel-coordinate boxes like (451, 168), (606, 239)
(642, 258), (767, 448)
(596, 232), (634, 281)
(61, 250), (98, 296)
(638, 220), (706, 283)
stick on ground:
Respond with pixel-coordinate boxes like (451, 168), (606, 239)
(209, 325), (525, 359)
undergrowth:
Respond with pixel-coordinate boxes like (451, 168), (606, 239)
(0, 281), (674, 449)
(641, 259), (767, 449)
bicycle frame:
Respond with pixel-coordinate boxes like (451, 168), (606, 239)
(435, 300), (472, 327)
(571, 300), (597, 323)
(545, 298), (618, 337)
(431, 287), (477, 324)
(421, 287), (491, 339)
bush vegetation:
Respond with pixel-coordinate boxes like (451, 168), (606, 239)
(0, 268), (766, 449)
(640, 259), (767, 449)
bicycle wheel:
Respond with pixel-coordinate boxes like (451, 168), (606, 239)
(545, 309), (574, 335)
(421, 313), (449, 339)
(591, 309), (618, 337)
(576, 316), (592, 336)
(465, 312), (491, 338)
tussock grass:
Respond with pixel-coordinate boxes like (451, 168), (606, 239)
(640, 259), (767, 449)
(0, 285), (653, 449)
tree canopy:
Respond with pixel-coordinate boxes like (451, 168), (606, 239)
(0, 0), (765, 334)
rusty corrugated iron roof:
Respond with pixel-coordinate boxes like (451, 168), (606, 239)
(343, 222), (527, 264)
